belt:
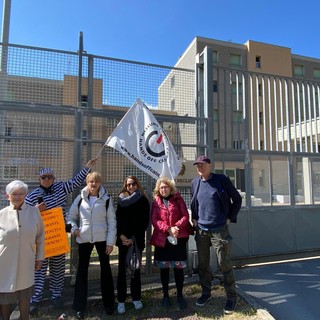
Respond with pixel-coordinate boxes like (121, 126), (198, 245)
(197, 225), (226, 235)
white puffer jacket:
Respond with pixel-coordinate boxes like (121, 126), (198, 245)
(67, 186), (117, 246)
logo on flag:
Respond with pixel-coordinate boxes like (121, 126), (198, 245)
(106, 99), (182, 180)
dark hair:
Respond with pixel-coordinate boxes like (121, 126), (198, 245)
(119, 175), (147, 198)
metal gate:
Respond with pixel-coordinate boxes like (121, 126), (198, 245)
(0, 43), (320, 279)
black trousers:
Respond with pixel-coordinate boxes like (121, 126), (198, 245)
(73, 241), (115, 312)
(117, 243), (142, 302)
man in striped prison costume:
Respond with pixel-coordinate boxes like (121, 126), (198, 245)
(25, 159), (97, 314)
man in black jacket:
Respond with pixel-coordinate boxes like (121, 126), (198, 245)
(190, 155), (242, 315)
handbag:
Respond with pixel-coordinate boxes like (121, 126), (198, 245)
(126, 236), (141, 276)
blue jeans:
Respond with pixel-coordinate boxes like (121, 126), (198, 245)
(195, 225), (237, 300)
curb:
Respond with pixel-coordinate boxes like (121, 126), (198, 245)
(236, 286), (276, 320)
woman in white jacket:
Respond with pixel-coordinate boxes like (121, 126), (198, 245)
(67, 172), (116, 319)
(0, 180), (44, 320)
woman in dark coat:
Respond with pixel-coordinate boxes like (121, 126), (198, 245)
(116, 176), (150, 315)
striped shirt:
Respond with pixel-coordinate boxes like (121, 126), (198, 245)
(25, 167), (90, 220)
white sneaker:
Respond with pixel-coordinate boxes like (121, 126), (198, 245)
(132, 300), (143, 310)
(117, 302), (125, 314)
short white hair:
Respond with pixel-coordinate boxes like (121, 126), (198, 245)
(6, 180), (28, 195)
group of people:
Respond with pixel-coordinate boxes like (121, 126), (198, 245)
(0, 155), (242, 319)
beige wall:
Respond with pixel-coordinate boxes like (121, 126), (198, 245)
(245, 40), (292, 77)
(63, 75), (103, 108)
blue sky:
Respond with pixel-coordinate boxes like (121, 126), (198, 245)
(1, 0), (320, 66)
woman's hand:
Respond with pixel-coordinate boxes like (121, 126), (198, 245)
(105, 245), (113, 255)
(169, 226), (179, 238)
(73, 229), (80, 237)
(120, 234), (132, 246)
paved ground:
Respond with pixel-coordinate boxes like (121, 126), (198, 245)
(13, 257), (320, 320)
(235, 257), (320, 320)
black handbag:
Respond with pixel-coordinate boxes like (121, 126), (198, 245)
(126, 236), (141, 276)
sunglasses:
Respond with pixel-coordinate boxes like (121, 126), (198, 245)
(126, 182), (137, 187)
(40, 175), (54, 180)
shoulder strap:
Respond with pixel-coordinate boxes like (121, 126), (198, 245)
(78, 197), (109, 210)
(77, 197), (82, 209)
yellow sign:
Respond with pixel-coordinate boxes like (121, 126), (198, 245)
(41, 207), (70, 258)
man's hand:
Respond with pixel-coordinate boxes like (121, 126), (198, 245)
(35, 260), (43, 270)
(85, 159), (97, 168)
(36, 202), (47, 212)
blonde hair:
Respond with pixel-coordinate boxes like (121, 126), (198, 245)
(153, 176), (177, 198)
(86, 171), (102, 183)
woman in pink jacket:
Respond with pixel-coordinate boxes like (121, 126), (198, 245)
(150, 177), (190, 310)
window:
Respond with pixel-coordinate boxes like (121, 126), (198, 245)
(212, 50), (218, 64)
(213, 80), (218, 92)
(231, 81), (242, 95)
(258, 169), (264, 187)
(171, 75), (175, 89)
(5, 126), (13, 142)
(80, 95), (88, 107)
(170, 99), (175, 111)
(256, 56), (261, 68)
(3, 166), (18, 179)
(233, 140), (243, 150)
(229, 54), (241, 67)
(313, 69), (320, 79)
(213, 109), (219, 122)
(82, 129), (87, 145)
(213, 139), (219, 148)
(232, 111), (243, 123)
(258, 84), (262, 97)
(260, 141), (264, 150)
(294, 65), (304, 77)
(259, 112), (263, 125)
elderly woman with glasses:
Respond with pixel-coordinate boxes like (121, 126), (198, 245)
(150, 176), (190, 311)
(115, 176), (150, 315)
(0, 180), (45, 320)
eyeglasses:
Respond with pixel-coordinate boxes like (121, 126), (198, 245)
(40, 175), (54, 180)
(126, 182), (137, 187)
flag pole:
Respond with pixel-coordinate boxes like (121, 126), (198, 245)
(95, 142), (107, 160)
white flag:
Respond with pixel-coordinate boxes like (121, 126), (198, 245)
(106, 98), (182, 180)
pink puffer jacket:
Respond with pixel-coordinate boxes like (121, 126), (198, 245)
(150, 192), (190, 248)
